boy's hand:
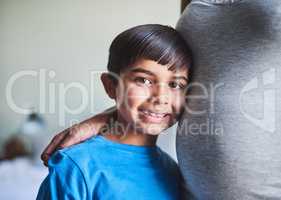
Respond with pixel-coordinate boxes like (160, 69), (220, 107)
(41, 107), (116, 166)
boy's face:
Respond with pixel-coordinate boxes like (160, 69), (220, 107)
(104, 59), (188, 135)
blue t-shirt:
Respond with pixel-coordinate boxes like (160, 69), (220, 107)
(36, 135), (183, 200)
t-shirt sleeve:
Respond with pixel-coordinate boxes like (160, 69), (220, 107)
(36, 151), (88, 200)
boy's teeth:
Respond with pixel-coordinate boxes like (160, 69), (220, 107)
(142, 110), (165, 118)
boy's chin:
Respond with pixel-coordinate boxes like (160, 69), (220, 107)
(136, 123), (171, 135)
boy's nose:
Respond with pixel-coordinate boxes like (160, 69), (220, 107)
(150, 83), (169, 105)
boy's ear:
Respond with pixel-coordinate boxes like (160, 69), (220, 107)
(101, 73), (116, 99)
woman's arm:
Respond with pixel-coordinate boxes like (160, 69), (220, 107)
(41, 107), (116, 166)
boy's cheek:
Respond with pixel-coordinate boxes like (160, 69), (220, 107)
(124, 84), (151, 101)
(116, 88), (150, 111)
(173, 94), (186, 110)
(170, 97), (186, 122)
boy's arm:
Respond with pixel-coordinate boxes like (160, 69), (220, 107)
(41, 106), (116, 166)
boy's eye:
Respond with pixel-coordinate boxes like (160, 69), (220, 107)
(134, 77), (152, 86)
(169, 81), (185, 90)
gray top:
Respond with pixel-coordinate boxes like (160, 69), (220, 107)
(176, 0), (281, 199)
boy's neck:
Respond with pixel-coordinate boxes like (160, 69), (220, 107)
(102, 132), (158, 147)
(100, 115), (158, 146)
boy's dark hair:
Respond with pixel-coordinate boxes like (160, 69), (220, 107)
(107, 24), (192, 76)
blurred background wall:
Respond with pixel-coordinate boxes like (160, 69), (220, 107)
(0, 0), (182, 160)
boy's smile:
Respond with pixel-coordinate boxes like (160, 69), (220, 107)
(108, 59), (188, 136)
(138, 108), (170, 124)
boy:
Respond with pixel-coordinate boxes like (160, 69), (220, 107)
(37, 24), (192, 199)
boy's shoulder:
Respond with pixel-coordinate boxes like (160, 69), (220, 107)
(48, 136), (180, 176)
(48, 136), (103, 170)
(59, 136), (96, 157)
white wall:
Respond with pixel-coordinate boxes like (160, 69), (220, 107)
(0, 0), (181, 160)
